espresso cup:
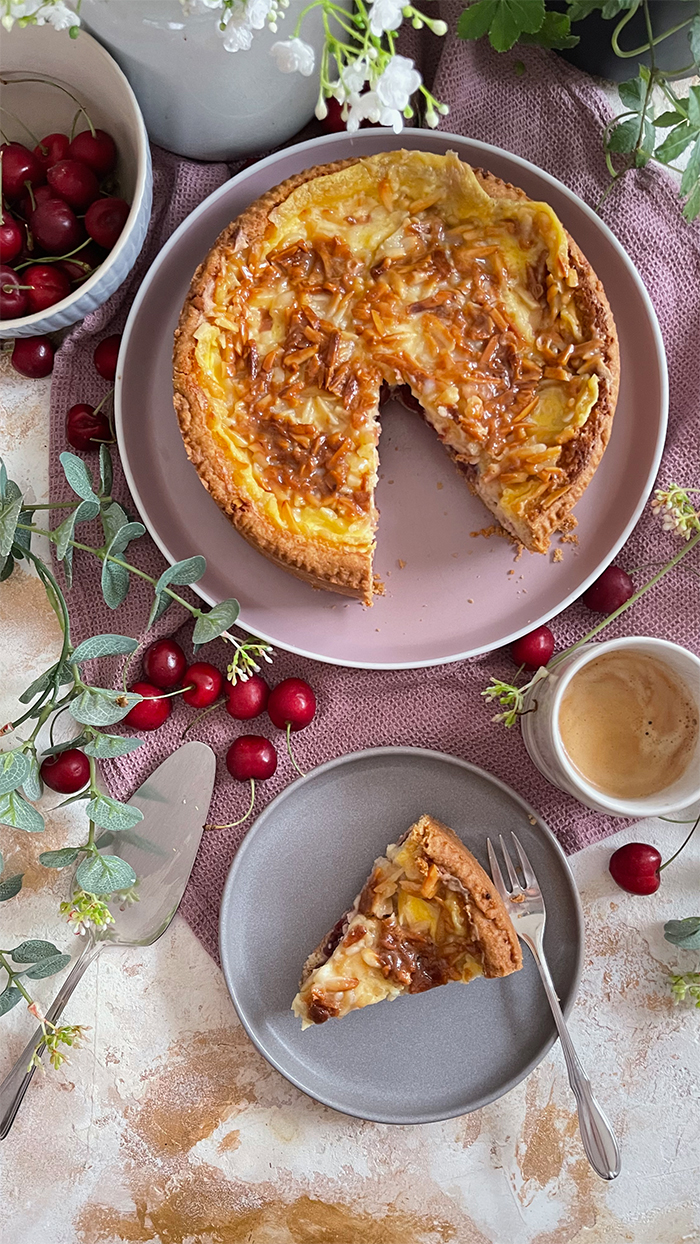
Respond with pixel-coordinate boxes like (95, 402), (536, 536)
(520, 636), (700, 817)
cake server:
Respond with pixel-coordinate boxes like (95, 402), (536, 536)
(0, 740), (216, 1139)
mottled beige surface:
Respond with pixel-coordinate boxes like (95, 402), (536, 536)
(1, 353), (699, 1244)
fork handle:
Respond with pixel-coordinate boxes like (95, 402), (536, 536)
(525, 935), (621, 1181)
(0, 940), (103, 1141)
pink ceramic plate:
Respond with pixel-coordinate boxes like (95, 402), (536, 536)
(116, 130), (667, 670)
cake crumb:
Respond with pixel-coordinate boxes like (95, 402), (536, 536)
(470, 523), (518, 546)
(451, 552), (458, 558)
(552, 548), (564, 563)
(467, 598), (474, 604)
(437, 481), (443, 490)
(513, 543), (524, 562)
(507, 569), (515, 576)
(528, 815), (537, 825)
(398, 558), (406, 569)
(559, 532), (579, 545)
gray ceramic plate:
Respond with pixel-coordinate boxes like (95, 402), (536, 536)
(219, 748), (583, 1124)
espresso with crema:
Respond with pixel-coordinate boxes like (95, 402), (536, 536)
(558, 651), (698, 799)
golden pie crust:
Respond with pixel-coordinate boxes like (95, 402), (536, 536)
(174, 151), (619, 605)
(292, 814), (522, 1028)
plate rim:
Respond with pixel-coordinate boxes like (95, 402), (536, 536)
(218, 745), (585, 1124)
(116, 128), (668, 672)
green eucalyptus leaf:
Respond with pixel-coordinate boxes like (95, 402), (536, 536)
(75, 853), (136, 894)
(664, 916), (700, 951)
(101, 558), (130, 610)
(70, 687), (142, 727)
(85, 794), (144, 833)
(0, 460), (7, 500)
(655, 121), (698, 164)
(72, 634), (139, 663)
(0, 791), (44, 833)
(59, 451), (99, 503)
(40, 735), (87, 759)
(21, 752), (43, 802)
(0, 749), (30, 796)
(83, 733), (144, 759)
(53, 499), (100, 563)
(0, 987), (23, 1016)
(94, 827), (164, 856)
(23, 953), (71, 980)
(99, 443), (113, 497)
(0, 554), (15, 582)
(192, 598), (240, 645)
(608, 117), (639, 154)
(457, 0), (498, 41)
(155, 556), (206, 593)
(0, 872), (23, 901)
(146, 590), (173, 629)
(687, 86), (700, 129)
(19, 662), (73, 705)
(11, 939), (60, 963)
(106, 521), (145, 558)
(0, 494), (22, 560)
(101, 501), (129, 547)
(38, 846), (80, 869)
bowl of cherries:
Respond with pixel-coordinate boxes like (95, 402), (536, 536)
(0, 22), (152, 339)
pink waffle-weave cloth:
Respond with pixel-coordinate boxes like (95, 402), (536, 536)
(48, 23), (700, 962)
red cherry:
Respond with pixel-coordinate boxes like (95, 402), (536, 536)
(57, 242), (106, 286)
(267, 677), (316, 731)
(225, 672), (269, 720)
(226, 735), (277, 781)
(47, 158), (100, 211)
(93, 333), (121, 381)
(609, 842), (662, 895)
(40, 747), (90, 794)
(124, 682), (172, 731)
(31, 198), (85, 253)
(10, 335), (54, 379)
(182, 662), (223, 708)
(17, 181), (60, 222)
(142, 637), (186, 689)
(0, 217), (23, 263)
(582, 565), (634, 614)
(511, 625), (555, 670)
(85, 197), (129, 249)
(34, 132), (70, 172)
(0, 265), (28, 318)
(68, 129), (117, 177)
(65, 402), (111, 451)
(0, 142), (45, 199)
(24, 262), (71, 313)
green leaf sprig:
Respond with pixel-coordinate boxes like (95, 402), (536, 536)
(0, 445), (275, 1071)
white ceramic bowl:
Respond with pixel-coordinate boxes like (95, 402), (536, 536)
(520, 636), (700, 817)
(0, 23), (152, 339)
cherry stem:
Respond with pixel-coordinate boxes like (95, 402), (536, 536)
(0, 75), (95, 138)
(139, 684), (193, 702)
(205, 779), (255, 830)
(92, 388), (114, 417)
(181, 697), (225, 739)
(286, 722), (306, 778)
(659, 811), (700, 871)
(16, 236), (94, 272)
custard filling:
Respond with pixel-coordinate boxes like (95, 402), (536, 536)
(193, 150), (606, 550)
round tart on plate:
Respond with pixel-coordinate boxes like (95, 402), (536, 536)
(173, 149), (619, 605)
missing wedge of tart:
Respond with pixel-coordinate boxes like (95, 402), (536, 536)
(292, 814), (522, 1028)
(174, 150), (619, 606)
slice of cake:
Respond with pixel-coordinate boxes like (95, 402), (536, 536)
(292, 814), (522, 1027)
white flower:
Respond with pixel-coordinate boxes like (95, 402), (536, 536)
(368, 0), (404, 37)
(245, 0), (274, 29)
(38, 1), (76, 30)
(222, 17), (254, 51)
(346, 90), (381, 132)
(270, 36), (315, 76)
(375, 54), (421, 111)
(332, 56), (369, 103)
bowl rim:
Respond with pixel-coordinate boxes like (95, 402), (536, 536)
(0, 27), (150, 333)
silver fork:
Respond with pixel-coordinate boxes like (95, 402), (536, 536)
(487, 832), (621, 1181)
